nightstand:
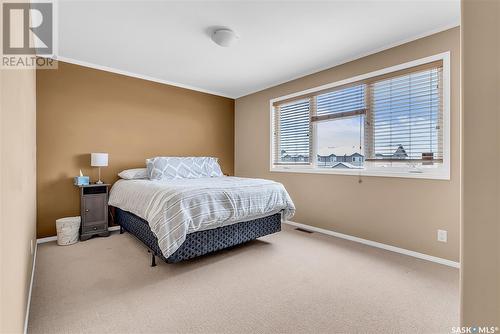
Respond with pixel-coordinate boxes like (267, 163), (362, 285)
(78, 184), (110, 241)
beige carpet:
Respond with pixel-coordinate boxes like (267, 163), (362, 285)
(28, 225), (458, 334)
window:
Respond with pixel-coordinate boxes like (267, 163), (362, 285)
(270, 53), (450, 179)
(273, 99), (311, 165)
(315, 84), (365, 169)
(367, 67), (443, 165)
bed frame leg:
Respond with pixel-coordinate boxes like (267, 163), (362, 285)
(120, 226), (124, 234)
(151, 253), (157, 267)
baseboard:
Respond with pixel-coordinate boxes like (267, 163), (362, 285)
(37, 226), (121, 244)
(24, 242), (37, 334)
(36, 223), (460, 268)
(36, 235), (57, 244)
(284, 220), (460, 268)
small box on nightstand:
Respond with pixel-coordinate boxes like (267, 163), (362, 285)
(73, 176), (90, 186)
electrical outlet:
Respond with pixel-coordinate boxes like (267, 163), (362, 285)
(437, 229), (447, 243)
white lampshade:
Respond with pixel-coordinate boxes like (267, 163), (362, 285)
(91, 153), (108, 167)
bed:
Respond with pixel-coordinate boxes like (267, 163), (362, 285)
(108, 172), (295, 266)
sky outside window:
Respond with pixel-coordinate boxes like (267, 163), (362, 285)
(316, 116), (364, 158)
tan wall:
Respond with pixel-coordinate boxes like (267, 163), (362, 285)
(461, 0), (500, 326)
(36, 62), (234, 238)
(0, 68), (37, 332)
(235, 28), (460, 261)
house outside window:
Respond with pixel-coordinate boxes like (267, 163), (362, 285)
(270, 53), (450, 180)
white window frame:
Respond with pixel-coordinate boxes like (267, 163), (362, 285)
(269, 52), (451, 180)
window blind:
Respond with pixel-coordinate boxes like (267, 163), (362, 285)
(313, 84), (366, 122)
(273, 99), (311, 165)
(366, 67), (443, 162)
(272, 60), (444, 169)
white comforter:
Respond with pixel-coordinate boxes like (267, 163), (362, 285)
(108, 176), (295, 258)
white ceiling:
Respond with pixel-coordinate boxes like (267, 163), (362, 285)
(57, 1), (460, 98)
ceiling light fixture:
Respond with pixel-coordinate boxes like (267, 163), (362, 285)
(211, 28), (239, 47)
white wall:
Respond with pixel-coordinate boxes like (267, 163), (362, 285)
(0, 65), (37, 334)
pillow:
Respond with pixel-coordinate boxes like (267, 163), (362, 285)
(146, 157), (223, 180)
(118, 168), (148, 180)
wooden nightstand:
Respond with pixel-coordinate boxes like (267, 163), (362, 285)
(78, 184), (110, 241)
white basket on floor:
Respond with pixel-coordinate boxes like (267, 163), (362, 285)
(55, 216), (81, 246)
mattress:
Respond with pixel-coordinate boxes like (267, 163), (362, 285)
(108, 176), (295, 258)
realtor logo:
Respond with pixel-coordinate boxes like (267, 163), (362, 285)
(2, 2), (56, 69)
(3, 2), (52, 54)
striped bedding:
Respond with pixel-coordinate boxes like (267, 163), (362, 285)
(108, 176), (295, 258)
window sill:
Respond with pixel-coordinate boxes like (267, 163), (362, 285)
(270, 166), (450, 180)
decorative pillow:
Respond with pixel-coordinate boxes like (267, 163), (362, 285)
(146, 157), (223, 180)
(118, 168), (148, 180)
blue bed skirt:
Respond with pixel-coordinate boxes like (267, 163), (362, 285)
(114, 208), (282, 263)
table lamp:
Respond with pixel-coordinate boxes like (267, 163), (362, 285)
(91, 153), (108, 184)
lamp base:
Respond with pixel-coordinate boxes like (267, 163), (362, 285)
(95, 167), (104, 184)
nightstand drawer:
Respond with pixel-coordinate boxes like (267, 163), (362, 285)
(82, 223), (107, 234)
